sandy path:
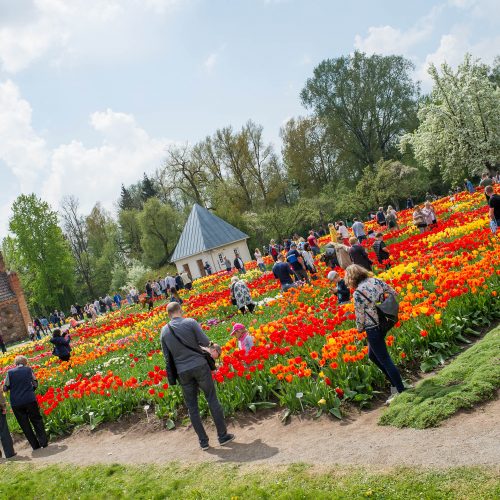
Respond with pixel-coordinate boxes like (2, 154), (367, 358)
(8, 398), (499, 467)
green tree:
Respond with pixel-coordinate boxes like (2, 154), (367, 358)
(3, 194), (75, 312)
(301, 51), (419, 176)
(60, 196), (96, 298)
(401, 54), (500, 184)
(281, 116), (339, 196)
(138, 198), (182, 268)
(353, 160), (426, 212)
(141, 173), (158, 202)
(118, 209), (143, 260)
(86, 204), (121, 296)
(119, 184), (136, 211)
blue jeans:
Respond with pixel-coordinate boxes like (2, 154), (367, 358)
(178, 364), (228, 446)
(258, 263), (266, 272)
(366, 326), (405, 393)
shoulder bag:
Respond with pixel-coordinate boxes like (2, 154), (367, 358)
(168, 325), (216, 371)
(356, 281), (399, 335)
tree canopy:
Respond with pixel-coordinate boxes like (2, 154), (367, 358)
(4, 194), (75, 312)
(401, 54), (500, 184)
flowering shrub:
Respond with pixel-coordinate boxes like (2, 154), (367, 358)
(1, 188), (499, 435)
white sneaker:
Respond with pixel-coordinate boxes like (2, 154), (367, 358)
(385, 387), (400, 405)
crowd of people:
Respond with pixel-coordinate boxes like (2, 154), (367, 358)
(1, 173), (498, 458)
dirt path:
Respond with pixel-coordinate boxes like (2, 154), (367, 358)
(9, 398), (500, 467)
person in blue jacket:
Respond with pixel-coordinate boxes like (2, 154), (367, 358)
(50, 329), (71, 362)
(3, 356), (48, 450)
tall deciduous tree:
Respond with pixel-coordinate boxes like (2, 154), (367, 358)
(4, 194), (75, 311)
(60, 196), (95, 298)
(281, 116), (339, 196)
(86, 204), (121, 296)
(301, 51), (419, 176)
(400, 54), (500, 184)
(138, 198), (182, 268)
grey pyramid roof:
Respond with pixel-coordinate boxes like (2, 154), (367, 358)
(171, 204), (248, 262)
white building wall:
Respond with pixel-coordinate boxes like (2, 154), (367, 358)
(174, 239), (252, 280)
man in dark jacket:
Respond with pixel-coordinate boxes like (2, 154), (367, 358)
(0, 333), (6, 353)
(160, 302), (234, 451)
(3, 356), (48, 450)
(348, 237), (373, 271)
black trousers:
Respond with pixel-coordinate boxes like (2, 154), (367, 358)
(0, 412), (15, 458)
(178, 364), (228, 447)
(12, 401), (48, 450)
(0, 342), (6, 353)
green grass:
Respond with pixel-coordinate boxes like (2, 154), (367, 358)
(0, 463), (498, 499)
(380, 325), (500, 428)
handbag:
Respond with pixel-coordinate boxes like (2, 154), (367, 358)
(168, 325), (216, 371)
(357, 281), (399, 335)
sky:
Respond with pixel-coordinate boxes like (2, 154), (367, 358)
(0, 0), (498, 236)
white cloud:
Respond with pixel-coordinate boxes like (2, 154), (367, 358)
(354, 6), (441, 56)
(417, 29), (500, 86)
(0, 0), (182, 73)
(0, 80), (48, 190)
(0, 81), (172, 233)
(354, 2), (499, 89)
(203, 53), (218, 72)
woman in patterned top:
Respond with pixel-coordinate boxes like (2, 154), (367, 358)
(229, 277), (255, 314)
(345, 264), (405, 404)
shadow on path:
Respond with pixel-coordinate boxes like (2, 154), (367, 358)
(206, 439), (279, 463)
(32, 444), (68, 458)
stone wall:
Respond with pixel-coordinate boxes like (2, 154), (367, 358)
(8, 272), (31, 332)
(0, 299), (28, 343)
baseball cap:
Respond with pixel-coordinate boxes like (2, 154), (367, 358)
(231, 323), (246, 335)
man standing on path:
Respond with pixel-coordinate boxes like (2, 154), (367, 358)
(3, 356), (48, 451)
(161, 302), (234, 451)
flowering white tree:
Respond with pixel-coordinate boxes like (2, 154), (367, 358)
(401, 54), (500, 184)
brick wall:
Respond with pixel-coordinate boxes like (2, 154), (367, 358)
(8, 272), (31, 332)
(0, 300), (28, 343)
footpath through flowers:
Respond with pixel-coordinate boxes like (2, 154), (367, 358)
(1, 189), (499, 436)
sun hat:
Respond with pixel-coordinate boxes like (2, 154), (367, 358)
(231, 323), (246, 335)
(327, 271), (339, 281)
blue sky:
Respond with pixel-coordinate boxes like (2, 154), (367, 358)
(0, 0), (498, 236)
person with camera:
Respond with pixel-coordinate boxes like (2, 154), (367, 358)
(50, 328), (71, 362)
(160, 302), (234, 451)
(344, 264), (405, 405)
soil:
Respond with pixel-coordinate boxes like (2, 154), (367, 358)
(8, 397), (499, 467)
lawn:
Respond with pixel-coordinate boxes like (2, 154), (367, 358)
(0, 463), (498, 499)
(380, 325), (500, 428)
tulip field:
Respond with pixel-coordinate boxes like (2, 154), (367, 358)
(1, 189), (499, 437)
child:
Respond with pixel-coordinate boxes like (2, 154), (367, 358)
(327, 271), (350, 304)
(231, 323), (254, 354)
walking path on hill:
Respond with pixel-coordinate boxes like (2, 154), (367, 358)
(9, 397), (499, 467)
